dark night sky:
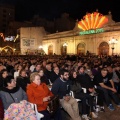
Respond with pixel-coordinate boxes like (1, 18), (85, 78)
(0, 0), (120, 22)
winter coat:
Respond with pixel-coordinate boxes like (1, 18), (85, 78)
(27, 82), (53, 112)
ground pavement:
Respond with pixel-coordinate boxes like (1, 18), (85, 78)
(61, 104), (120, 120)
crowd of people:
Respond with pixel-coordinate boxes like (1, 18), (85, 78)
(0, 55), (120, 120)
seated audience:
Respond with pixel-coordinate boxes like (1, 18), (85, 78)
(44, 62), (53, 80)
(50, 66), (60, 83)
(0, 76), (27, 110)
(107, 66), (120, 94)
(70, 71), (98, 119)
(16, 69), (30, 92)
(51, 69), (81, 120)
(93, 68), (120, 111)
(27, 72), (61, 120)
(33, 63), (41, 72)
(14, 64), (23, 80)
(0, 69), (8, 89)
(38, 69), (50, 85)
(77, 66), (104, 112)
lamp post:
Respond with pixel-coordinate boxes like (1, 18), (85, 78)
(109, 38), (118, 55)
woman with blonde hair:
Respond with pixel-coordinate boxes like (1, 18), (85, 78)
(27, 72), (61, 120)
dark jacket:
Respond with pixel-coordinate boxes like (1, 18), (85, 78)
(41, 75), (49, 85)
(70, 77), (82, 93)
(44, 69), (52, 80)
(77, 73), (94, 90)
(0, 77), (6, 90)
(50, 71), (60, 83)
(51, 77), (71, 99)
(16, 76), (30, 92)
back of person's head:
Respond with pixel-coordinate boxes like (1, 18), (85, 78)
(3, 76), (14, 87)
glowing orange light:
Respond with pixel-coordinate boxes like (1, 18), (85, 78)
(0, 33), (6, 41)
(78, 12), (108, 31)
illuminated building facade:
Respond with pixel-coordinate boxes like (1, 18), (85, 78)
(42, 12), (120, 56)
(1, 11), (119, 56)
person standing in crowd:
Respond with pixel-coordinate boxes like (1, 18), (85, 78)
(0, 76), (27, 110)
(52, 69), (81, 120)
(93, 68), (120, 111)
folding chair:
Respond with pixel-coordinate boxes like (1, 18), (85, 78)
(30, 103), (44, 120)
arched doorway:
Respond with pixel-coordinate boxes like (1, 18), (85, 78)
(61, 43), (68, 55)
(99, 42), (109, 55)
(48, 45), (53, 55)
(1, 46), (14, 55)
(77, 43), (85, 55)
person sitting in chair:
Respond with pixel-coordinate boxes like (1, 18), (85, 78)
(51, 69), (81, 120)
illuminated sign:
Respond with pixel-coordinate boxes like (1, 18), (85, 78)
(78, 12), (108, 31)
(79, 28), (104, 35)
(5, 36), (15, 41)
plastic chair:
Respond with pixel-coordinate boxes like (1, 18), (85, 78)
(70, 91), (81, 102)
(30, 103), (44, 120)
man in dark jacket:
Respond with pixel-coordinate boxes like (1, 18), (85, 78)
(44, 62), (52, 80)
(50, 66), (60, 83)
(51, 69), (81, 120)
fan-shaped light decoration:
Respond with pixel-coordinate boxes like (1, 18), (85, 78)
(78, 12), (108, 31)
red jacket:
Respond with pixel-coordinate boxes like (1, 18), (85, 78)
(0, 98), (4, 119)
(27, 83), (53, 112)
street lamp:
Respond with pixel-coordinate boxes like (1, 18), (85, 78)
(109, 37), (118, 55)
